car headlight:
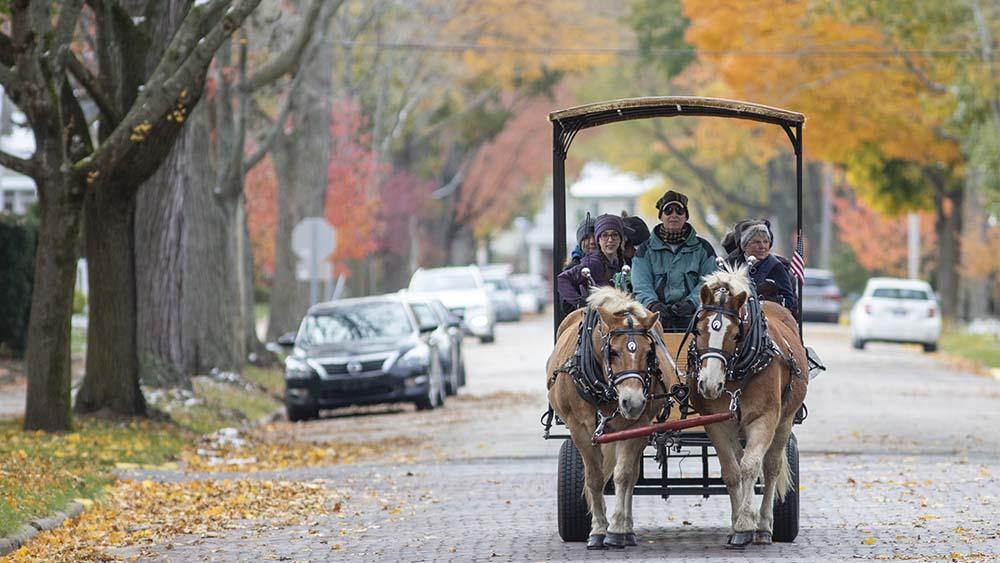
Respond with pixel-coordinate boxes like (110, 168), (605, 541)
(465, 305), (490, 326)
(398, 346), (431, 371)
(285, 356), (315, 379)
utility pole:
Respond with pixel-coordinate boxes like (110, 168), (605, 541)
(819, 163), (833, 269)
(907, 213), (920, 279)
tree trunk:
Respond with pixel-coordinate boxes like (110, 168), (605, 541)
(76, 189), (145, 416)
(23, 175), (83, 431)
(934, 185), (963, 320)
(267, 30), (335, 340)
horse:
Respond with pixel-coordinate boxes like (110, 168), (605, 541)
(687, 264), (808, 547)
(546, 286), (679, 549)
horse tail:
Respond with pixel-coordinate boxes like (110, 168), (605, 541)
(774, 445), (793, 502)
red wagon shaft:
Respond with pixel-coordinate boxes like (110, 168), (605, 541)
(593, 411), (735, 444)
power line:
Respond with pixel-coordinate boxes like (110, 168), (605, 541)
(334, 39), (977, 58)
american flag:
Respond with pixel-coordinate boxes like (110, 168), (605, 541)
(790, 235), (805, 284)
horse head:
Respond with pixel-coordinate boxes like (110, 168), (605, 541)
(587, 287), (661, 420)
(692, 266), (751, 400)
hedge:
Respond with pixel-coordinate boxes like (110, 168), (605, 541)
(0, 213), (36, 357)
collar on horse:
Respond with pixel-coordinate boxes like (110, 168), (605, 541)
(686, 286), (776, 386)
(562, 306), (660, 408)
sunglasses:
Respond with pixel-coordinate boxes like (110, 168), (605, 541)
(661, 205), (686, 216)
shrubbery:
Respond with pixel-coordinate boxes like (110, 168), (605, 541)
(0, 212), (36, 357)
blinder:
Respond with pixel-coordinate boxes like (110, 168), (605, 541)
(599, 313), (659, 401)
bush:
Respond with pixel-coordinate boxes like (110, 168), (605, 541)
(0, 213), (37, 357)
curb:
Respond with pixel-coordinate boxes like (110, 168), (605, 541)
(0, 501), (85, 557)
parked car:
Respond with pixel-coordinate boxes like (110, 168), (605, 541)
(849, 278), (941, 352)
(401, 294), (466, 395)
(509, 273), (547, 314)
(801, 268), (842, 323)
(481, 271), (521, 322)
(279, 295), (447, 421)
(408, 266), (496, 343)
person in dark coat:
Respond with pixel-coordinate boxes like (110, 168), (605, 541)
(622, 214), (650, 266)
(556, 214), (624, 311)
(725, 221), (797, 312)
(563, 215), (596, 272)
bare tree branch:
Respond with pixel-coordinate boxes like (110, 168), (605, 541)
(242, 0), (344, 92)
(67, 53), (120, 123)
(53, 0), (85, 49)
(0, 149), (37, 179)
(74, 0), (262, 179)
(899, 51), (957, 95)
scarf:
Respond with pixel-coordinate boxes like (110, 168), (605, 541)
(656, 223), (691, 245)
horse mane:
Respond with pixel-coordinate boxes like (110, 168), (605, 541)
(586, 286), (647, 317)
(703, 263), (752, 296)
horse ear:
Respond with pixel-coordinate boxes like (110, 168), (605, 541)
(640, 310), (660, 330)
(596, 306), (617, 328)
(700, 284), (713, 306)
(733, 291), (748, 311)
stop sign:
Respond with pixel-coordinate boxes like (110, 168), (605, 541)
(291, 217), (336, 261)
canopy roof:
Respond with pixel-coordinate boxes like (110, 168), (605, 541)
(548, 96), (805, 130)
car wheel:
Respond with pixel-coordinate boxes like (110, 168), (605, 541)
(851, 337), (865, 350)
(415, 355), (445, 410)
(480, 332), (495, 344)
(458, 357), (466, 387)
(446, 348), (461, 396)
(286, 403), (318, 422)
(827, 313), (840, 324)
(923, 342), (938, 353)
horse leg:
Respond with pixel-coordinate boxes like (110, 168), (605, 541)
(705, 421), (744, 535)
(729, 415), (777, 547)
(605, 437), (645, 548)
(568, 424), (609, 549)
(755, 419), (794, 545)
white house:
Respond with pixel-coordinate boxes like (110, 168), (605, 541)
(0, 89), (37, 214)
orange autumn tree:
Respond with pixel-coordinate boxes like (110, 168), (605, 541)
(324, 98), (385, 277)
(247, 98), (385, 284)
(832, 183), (937, 277)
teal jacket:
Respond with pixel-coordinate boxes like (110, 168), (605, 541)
(631, 225), (717, 310)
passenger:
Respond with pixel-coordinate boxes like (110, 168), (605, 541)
(564, 215), (596, 272)
(622, 214), (651, 266)
(726, 221), (797, 312)
(631, 190), (717, 330)
(613, 214), (651, 294)
(556, 214), (625, 311)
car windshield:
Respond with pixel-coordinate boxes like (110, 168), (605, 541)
(298, 302), (413, 345)
(804, 277), (833, 287)
(871, 288), (930, 300)
(411, 271), (477, 291)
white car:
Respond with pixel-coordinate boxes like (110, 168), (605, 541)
(849, 278), (941, 352)
(408, 266), (497, 343)
(509, 273), (547, 314)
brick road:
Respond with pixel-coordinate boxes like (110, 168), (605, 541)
(82, 316), (1000, 561)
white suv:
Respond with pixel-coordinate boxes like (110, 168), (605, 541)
(849, 278), (941, 352)
(408, 266), (497, 343)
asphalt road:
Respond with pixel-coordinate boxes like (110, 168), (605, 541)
(115, 311), (999, 562)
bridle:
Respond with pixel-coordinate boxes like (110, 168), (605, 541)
(688, 287), (745, 382)
(598, 312), (660, 401)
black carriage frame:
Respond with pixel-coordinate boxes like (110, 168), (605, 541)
(546, 96), (806, 503)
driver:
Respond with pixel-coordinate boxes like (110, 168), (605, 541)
(631, 190), (717, 330)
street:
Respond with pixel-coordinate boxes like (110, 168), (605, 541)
(101, 312), (1000, 563)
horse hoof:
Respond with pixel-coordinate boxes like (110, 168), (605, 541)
(586, 534), (606, 550)
(603, 532), (627, 548)
(625, 532), (637, 546)
(726, 531), (754, 548)
(753, 531), (773, 545)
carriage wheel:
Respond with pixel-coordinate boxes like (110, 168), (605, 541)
(557, 440), (591, 542)
(772, 432), (799, 542)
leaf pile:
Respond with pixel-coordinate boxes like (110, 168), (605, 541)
(0, 419), (190, 537)
(7, 478), (345, 562)
(181, 428), (424, 472)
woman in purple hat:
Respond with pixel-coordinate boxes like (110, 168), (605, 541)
(557, 214), (625, 311)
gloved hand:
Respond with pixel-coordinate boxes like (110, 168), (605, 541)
(648, 302), (671, 318)
(670, 300), (696, 317)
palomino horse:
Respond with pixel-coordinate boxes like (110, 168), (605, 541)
(688, 265), (808, 547)
(546, 286), (678, 549)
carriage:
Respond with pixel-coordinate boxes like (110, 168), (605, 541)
(541, 97), (820, 545)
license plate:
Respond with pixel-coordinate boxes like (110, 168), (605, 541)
(892, 308), (907, 316)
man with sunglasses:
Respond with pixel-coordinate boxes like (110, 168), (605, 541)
(632, 190), (717, 330)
